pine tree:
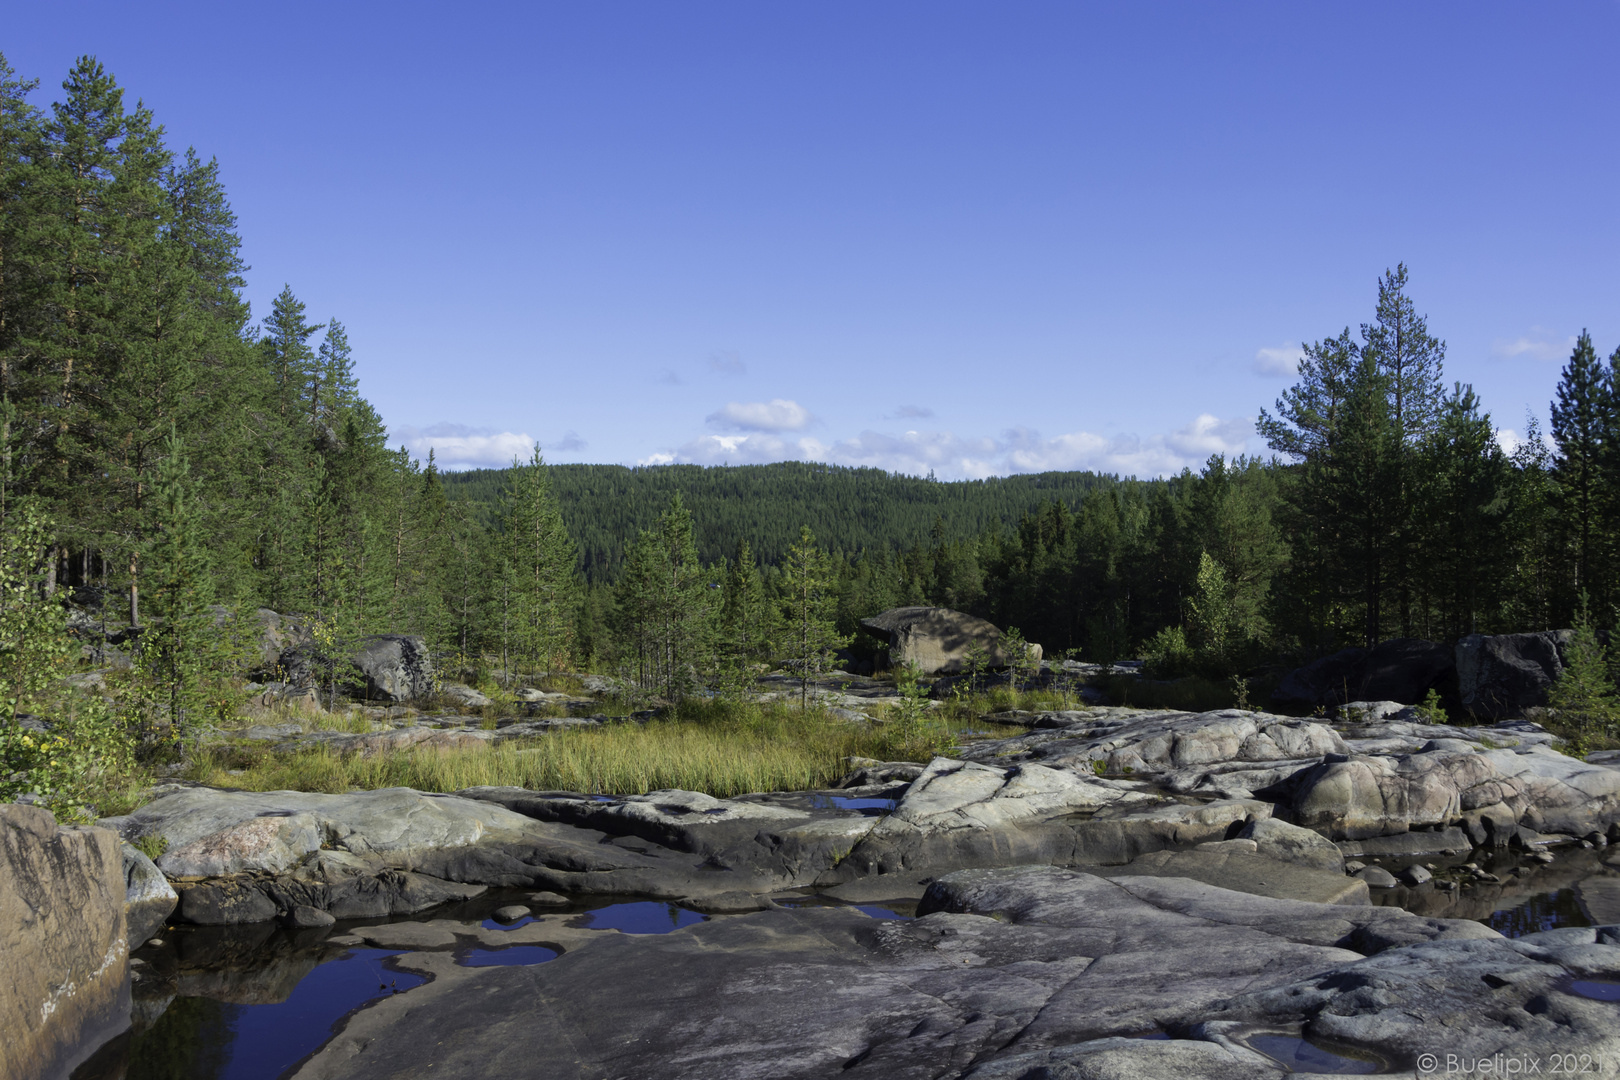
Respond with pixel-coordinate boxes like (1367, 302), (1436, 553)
(1550, 331), (1615, 615)
(132, 428), (214, 743)
(615, 493), (711, 700)
(779, 525), (848, 708)
(502, 447), (577, 673)
(719, 537), (770, 680)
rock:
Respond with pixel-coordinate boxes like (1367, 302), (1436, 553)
(491, 904), (530, 922)
(1344, 860), (1365, 873)
(1273, 638), (1454, 711)
(1237, 817), (1344, 872)
(1575, 877), (1620, 924)
(682, 890), (775, 914)
(1, 804), (130, 1080)
(285, 865), (1544, 1080)
(250, 608), (311, 671)
(1292, 742), (1620, 841)
(1334, 827), (1472, 859)
(1106, 846), (1368, 904)
(279, 633), (435, 703)
(1353, 865), (1398, 887)
(527, 891), (570, 907)
(120, 842), (178, 942)
(1398, 863), (1432, 885)
(281, 904), (336, 928)
(439, 683), (492, 710)
(351, 635), (435, 702)
(859, 606), (1040, 675)
(1456, 630), (1573, 719)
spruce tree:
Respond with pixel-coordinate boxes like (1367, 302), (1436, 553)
(502, 446), (578, 673)
(615, 493), (711, 700)
(779, 525), (848, 709)
(1550, 331), (1615, 615)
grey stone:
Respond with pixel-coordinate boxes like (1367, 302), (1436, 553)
(860, 606), (1040, 675)
(1398, 863), (1432, 885)
(439, 683), (492, 710)
(527, 891), (570, 906)
(281, 904), (336, 928)
(288, 866), (1520, 1080)
(1354, 865), (1398, 887)
(120, 842), (177, 943)
(1, 805), (129, 1080)
(1237, 817), (1343, 872)
(491, 904), (530, 922)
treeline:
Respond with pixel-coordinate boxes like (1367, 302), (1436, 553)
(440, 462), (1117, 580)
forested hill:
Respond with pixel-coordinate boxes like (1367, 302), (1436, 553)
(439, 462), (1123, 580)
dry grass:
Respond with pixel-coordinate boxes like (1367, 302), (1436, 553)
(187, 700), (1017, 798)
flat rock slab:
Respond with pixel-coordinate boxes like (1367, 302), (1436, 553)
(283, 866), (1604, 1080)
(1103, 848), (1369, 905)
(1577, 876), (1620, 925)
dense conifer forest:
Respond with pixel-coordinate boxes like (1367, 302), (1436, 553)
(2, 53), (1619, 737)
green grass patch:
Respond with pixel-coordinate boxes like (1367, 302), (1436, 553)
(184, 700), (1013, 798)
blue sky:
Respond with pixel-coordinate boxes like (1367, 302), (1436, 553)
(9, 3), (1619, 477)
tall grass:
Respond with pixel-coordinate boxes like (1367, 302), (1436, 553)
(188, 701), (1018, 798)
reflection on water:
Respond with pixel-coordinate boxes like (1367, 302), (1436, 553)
(1246, 1034), (1381, 1074)
(805, 794), (897, 815)
(73, 949), (424, 1080)
(454, 944), (559, 967)
(576, 900), (707, 934)
(1487, 888), (1593, 938)
(1569, 979), (1620, 1002)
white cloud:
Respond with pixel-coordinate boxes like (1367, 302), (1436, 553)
(1254, 342), (1304, 377)
(1492, 330), (1575, 363)
(706, 398), (814, 432)
(393, 424), (586, 470)
(645, 413), (1257, 479)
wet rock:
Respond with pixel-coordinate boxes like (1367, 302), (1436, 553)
(1, 804), (129, 1080)
(1353, 865), (1398, 887)
(121, 842), (178, 942)
(492, 905), (530, 922)
(281, 904), (336, 929)
(1398, 864), (1432, 885)
(1335, 826), (1471, 859)
(528, 891), (570, 906)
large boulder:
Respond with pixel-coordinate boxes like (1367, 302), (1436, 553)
(1456, 630), (1573, 719)
(860, 606), (1040, 675)
(1272, 637), (1454, 711)
(1, 804), (130, 1080)
(280, 633), (435, 702)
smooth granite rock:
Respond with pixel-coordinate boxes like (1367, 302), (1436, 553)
(1, 804), (130, 1080)
(286, 866), (1536, 1080)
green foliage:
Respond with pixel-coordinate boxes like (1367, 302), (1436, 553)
(779, 526), (849, 708)
(502, 446), (578, 672)
(1548, 604), (1618, 737)
(616, 493), (713, 700)
(132, 831), (167, 861)
(1415, 688), (1448, 725)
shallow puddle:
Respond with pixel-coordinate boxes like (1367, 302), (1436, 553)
(1568, 979), (1620, 1002)
(454, 944), (559, 967)
(73, 948), (425, 1080)
(1246, 1034), (1382, 1074)
(806, 793), (898, 814)
(576, 900), (708, 934)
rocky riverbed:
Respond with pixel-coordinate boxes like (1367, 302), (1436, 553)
(41, 698), (1620, 1077)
